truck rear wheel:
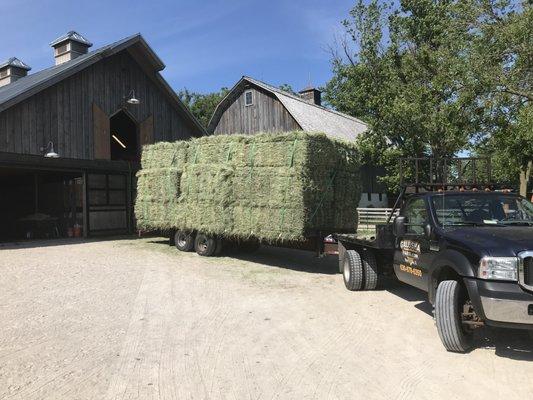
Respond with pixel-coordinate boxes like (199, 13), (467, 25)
(194, 233), (218, 257)
(343, 250), (364, 291)
(174, 230), (195, 252)
(435, 280), (473, 353)
(362, 251), (379, 290)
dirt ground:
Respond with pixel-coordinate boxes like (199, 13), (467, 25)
(0, 237), (532, 400)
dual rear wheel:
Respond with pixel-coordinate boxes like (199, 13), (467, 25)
(342, 249), (379, 291)
(174, 231), (259, 257)
(174, 231), (218, 256)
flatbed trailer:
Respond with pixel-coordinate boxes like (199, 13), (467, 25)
(170, 228), (346, 257)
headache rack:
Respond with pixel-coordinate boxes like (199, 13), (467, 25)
(399, 157), (495, 191)
(386, 157), (497, 223)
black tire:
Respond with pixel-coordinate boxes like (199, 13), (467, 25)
(435, 280), (473, 353)
(174, 230), (195, 252)
(194, 233), (218, 257)
(343, 250), (364, 291)
(240, 239), (260, 253)
(214, 237), (223, 256)
(362, 251), (379, 290)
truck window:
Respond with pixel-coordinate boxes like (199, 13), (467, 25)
(403, 198), (428, 235)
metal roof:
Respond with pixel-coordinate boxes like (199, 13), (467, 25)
(0, 34), (206, 135)
(50, 31), (93, 47)
(0, 57), (31, 71)
(208, 76), (369, 141)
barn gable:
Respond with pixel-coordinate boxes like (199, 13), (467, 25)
(0, 34), (205, 159)
(208, 76), (368, 141)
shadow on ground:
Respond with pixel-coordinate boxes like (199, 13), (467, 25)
(0, 235), (140, 251)
(231, 245), (338, 275)
(383, 277), (533, 360)
(149, 239), (339, 275)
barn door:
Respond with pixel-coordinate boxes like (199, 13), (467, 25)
(93, 103), (110, 160)
(139, 115), (154, 149)
(86, 173), (129, 235)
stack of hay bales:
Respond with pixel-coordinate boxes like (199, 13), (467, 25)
(135, 131), (361, 242)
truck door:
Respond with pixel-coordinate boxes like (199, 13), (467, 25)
(393, 197), (433, 291)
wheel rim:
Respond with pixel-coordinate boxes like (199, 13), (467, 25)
(343, 258), (350, 283)
(177, 233), (188, 248)
(198, 237), (208, 252)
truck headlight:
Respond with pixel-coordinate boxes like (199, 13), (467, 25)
(478, 257), (518, 281)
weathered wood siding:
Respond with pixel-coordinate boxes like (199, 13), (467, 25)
(213, 87), (300, 135)
(0, 51), (201, 159)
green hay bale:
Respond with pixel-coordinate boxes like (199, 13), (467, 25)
(135, 131), (361, 241)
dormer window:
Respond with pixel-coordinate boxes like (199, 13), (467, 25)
(244, 90), (253, 106)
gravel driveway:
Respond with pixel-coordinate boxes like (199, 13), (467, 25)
(1, 237), (532, 400)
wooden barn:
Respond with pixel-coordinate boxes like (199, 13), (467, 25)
(0, 31), (205, 241)
(208, 76), (387, 206)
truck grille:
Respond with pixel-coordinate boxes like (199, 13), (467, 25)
(518, 251), (533, 291)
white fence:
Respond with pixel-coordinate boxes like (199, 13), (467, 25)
(357, 208), (397, 232)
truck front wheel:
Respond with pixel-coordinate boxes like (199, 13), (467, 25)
(435, 280), (473, 353)
(194, 233), (218, 257)
(174, 230), (195, 252)
(343, 250), (364, 291)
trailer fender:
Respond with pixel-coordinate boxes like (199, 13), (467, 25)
(428, 250), (475, 304)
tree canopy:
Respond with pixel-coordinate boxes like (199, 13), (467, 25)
(325, 0), (532, 193)
(178, 88), (229, 129)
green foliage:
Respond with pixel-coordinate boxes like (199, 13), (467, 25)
(468, 1), (532, 189)
(278, 83), (297, 94)
(178, 87), (229, 129)
(325, 0), (532, 192)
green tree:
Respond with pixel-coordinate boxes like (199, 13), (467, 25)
(325, 0), (479, 189)
(326, 0), (532, 194)
(278, 83), (297, 94)
(468, 0), (532, 195)
(178, 88), (229, 129)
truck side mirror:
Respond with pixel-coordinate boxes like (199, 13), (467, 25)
(393, 216), (406, 236)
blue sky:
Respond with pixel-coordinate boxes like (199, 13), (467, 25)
(1, 0), (355, 94)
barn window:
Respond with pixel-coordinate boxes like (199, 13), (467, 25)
(109, 111), (138, 161)
(55, 44), (68, 55)
(244, 90), (253, 106)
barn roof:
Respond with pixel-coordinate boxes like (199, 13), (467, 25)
(208, 76), (368, 141)
(50, 31), (93, 47)
(0, 57), (31, 71)
(0, 34), (205, 135)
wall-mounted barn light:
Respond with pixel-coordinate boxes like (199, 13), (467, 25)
(126, 89), (140, 105)
(41, 141), (59, 158)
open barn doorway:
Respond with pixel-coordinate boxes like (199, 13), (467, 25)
(0, 168), (84, 241)
(110, 110), (139, 162)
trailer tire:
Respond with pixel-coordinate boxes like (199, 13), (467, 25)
(214, 237), (223, 256)
(362, 251), (379, 290)
(435, 280), (473, 353)
(241, 239), (260, 253)
(343, 250), (364, 291)
(174, 230), (195, 252)
(194, 233), (218, 257)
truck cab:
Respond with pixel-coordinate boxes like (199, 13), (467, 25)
(338, 158), (533, 352)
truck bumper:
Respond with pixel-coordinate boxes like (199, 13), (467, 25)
(464, 278), (533, 329)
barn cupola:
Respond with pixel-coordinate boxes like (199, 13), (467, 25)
(50, 31), (92, 65)
(299, 86), (322, 106)
(0, 57), (31, 87)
